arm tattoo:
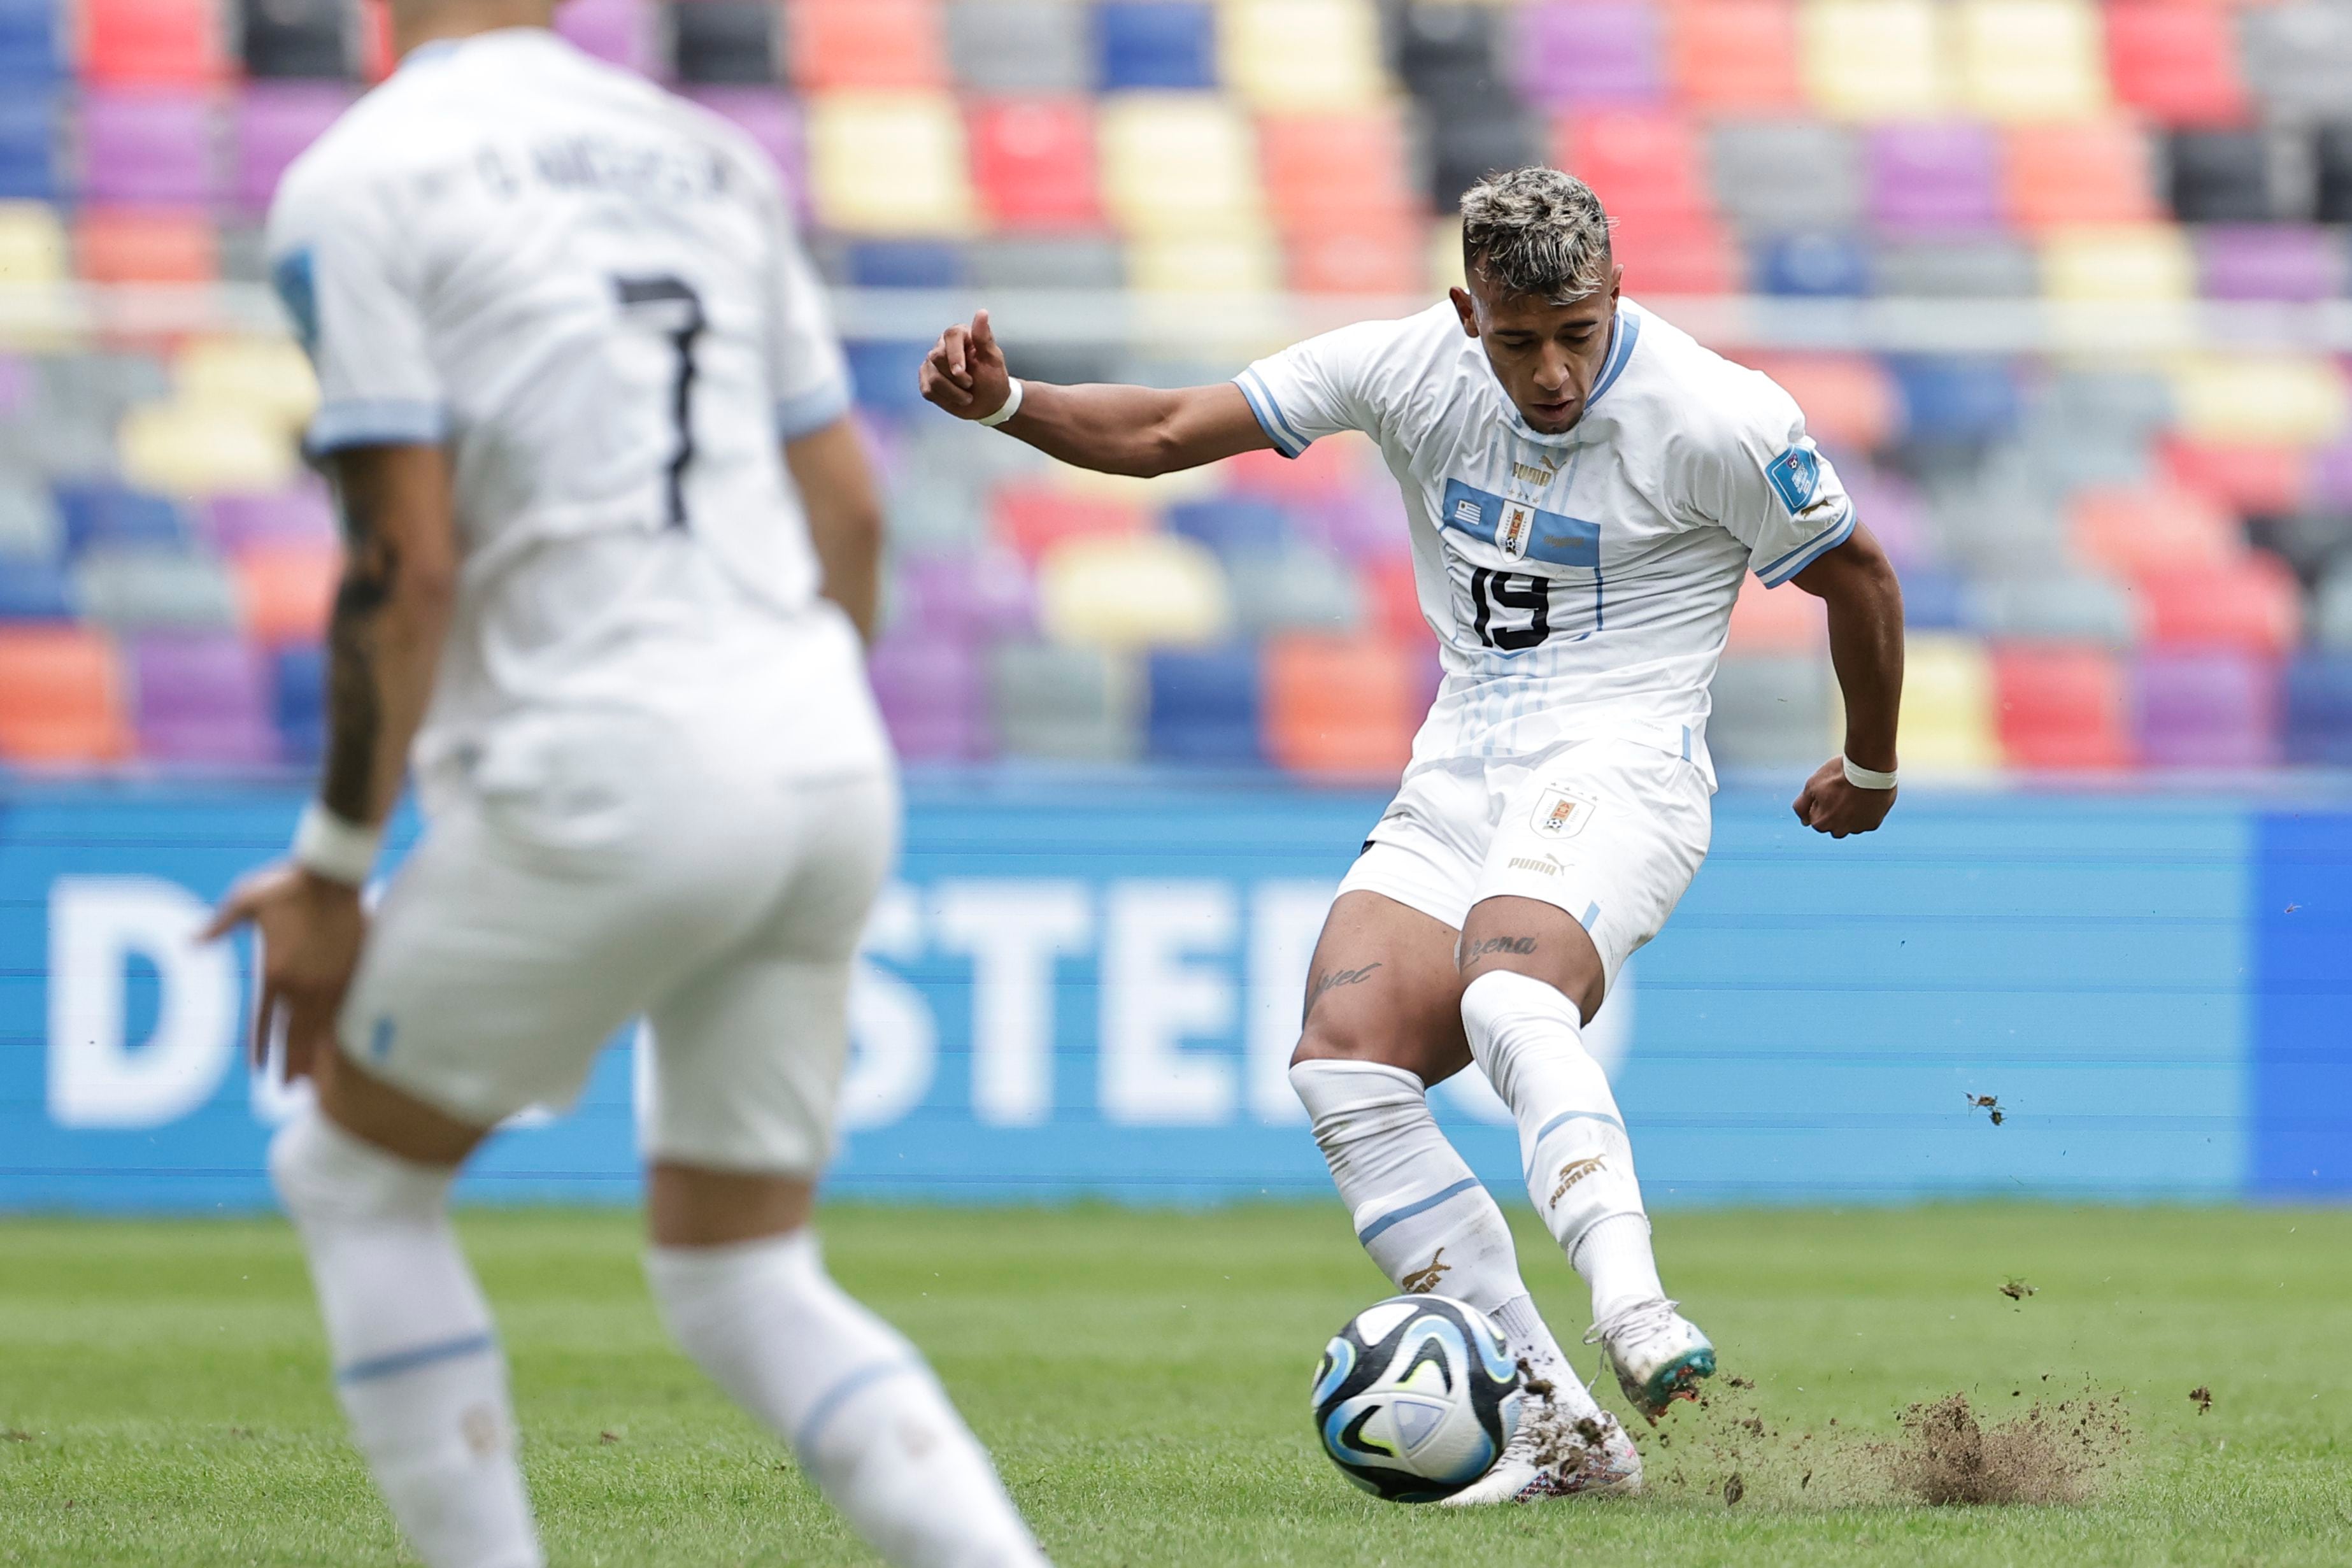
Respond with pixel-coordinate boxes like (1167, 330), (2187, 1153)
(320, 489), (399, 822)
(1303, 961), (1381, 1022)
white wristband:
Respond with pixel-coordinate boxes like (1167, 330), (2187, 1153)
(975, 377), (1024, 428)
(292, 801), (383, 887)
(1841, 756), (1899, 790)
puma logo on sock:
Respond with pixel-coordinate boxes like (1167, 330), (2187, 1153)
(1549, 1157), (1604, 1208)
(1401, 1249), (1450, 1294)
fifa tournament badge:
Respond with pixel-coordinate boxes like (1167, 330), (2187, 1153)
(1497, 501), (1535, 560)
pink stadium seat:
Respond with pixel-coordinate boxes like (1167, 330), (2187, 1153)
(1737, 353), (1899, 450)
(1606, 209), (1739, 295)
(2069, 483), (2241, 578)
(234, 83), (353, 215)
(82, 0), (225, 85)
(968, 98), (1099, 229)
(990, 482), (1148, 564)
(2134, 555), (2300, 655)
(1725, 573), (1827, 653)
(2004, 122), (2161, 231)
(790, 0), (948, 90)
(1993, 643), (2133, 769)
(1666, 0), (1803, 113)
(1553, 108), (1712, 223)
(0, 627), (134, 764)
(74, 210), (216, 284)
(2163, 439), (2309, 517)
(2105, 1), (2248, 129)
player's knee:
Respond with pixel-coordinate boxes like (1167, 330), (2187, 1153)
(269, 1111), (453, 1229)
(1460, 969), (1586, 1058)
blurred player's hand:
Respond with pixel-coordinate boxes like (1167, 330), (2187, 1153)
(201, 864), (367, 1080)
(918, 310), (1014, 420)
(1792, 757), (1897, 839)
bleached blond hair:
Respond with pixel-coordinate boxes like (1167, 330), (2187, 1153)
(1460, 167), (1616, 304)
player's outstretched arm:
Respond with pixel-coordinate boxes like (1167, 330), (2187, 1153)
(918, 309), (1274, 478)
(787, 415), (885, 641)
(1788, 522), (1905, 839)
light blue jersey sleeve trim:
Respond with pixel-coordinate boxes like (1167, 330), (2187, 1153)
(1756, 506), (1857, 587)
(776, 378), (853, 443)
(1234, 368), (1309, 459)
(306, 399), (449, 455)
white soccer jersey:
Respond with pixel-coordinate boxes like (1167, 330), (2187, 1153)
(1237, 299), (1855, 785)
(266, 27), (882, 784)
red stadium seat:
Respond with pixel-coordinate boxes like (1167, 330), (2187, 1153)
(1220, 436), (1372, 506)
(74, 210), (217, 285)
(968, 99), (1099, 229)
(2069, 483), (2241, 578)
(0, 627), (134, 764)
(1259, 110), (1417, 234)
(790, 0), (948, 90)
(989, 481), (1148, 564)
(2004, 122), (2160, 231)
(2162, 439), (2309, 517)
(1665, 0), (1802, 113)
(1286, 222), (1421, 296)
(1725, 572), (1827, 653)
(1736, 353), (1899, 451)
(1553, 108), (1712, 223)
(1263, 632), (1416, 778)
(232, 541), (339, 646)
(1605, 209), (1739, 295)
(1993, 643), (2134, 769)
(2105, 1), (2248, 129)
(2133, 555), (2301, 655)
(1362, 553), (1436, 650)
(83, 0), (226, 85)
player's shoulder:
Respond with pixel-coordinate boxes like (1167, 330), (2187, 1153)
(1611, 299), (1802, 457)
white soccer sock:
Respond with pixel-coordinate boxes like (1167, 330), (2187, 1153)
(268, 1113), (541, 1568)
(1460, 970), (1666, 1327)
(645, 1231), (1050, 1568)
(1289, 1058), (1599, 1419)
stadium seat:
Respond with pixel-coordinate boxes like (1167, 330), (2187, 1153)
(0, 89), (55, 200)
(2134, 648), (2279, 767)
(2161, 438), (2307, 518)
(2039, 225), (2193, 305)
(553, 0), (655, 74)
(2169, 357), (2349, 451)
(867, 629), (987, 761)
(1953, 0), (2108, 122)
(1362, 553), (1431, 646)
(1606, 208), (1744, 296)
(1740, 353), (1899, 451)
(1969, 573), (2139, 647)
(1555, 109), (1710, 224)
(2284, 654), (2352, 766)
(1128, 231), (1281, 293)
(1098, 95), (1264, 237)
(995, 480), (1149, 564)
(944, 0), (1087, 93)
(807, 92), (972, 235)
(968, 232), (1125, 289)
(1867, 122), (2000, 234)
(1167, 495), (1294, 560)
(271, 641), (322, 764)
(238, 0), (346, 78)
(75, 545), (239, 632)
(1707, 653), (1832, 769)
(1709, 120), (1862, 234)
(1725, 573), (1827, 653)
(118, 400), (303, 497)
(674, 1), (775, 83)
(231, 539), (335, 645)
(0, 200), (66, 285)
(1146, 645), (1264, 764)
(1285, 224), (1420, 296)
(1872, 236), (2038, 297)
(1429, 110), (1545, 213)
(1097, 2), (1218, 92)
(843, 239), (964, 288)
(1223, 0), (1387, 111)
(1517, 1), (1665, 109)
(2196, 227), (2344, 304)
(990, 640), (1142, 762)
(0, 0), (57, 85)
(175, 335), (318, 430)
(1890, 357), (2020, 445)
(1667, 0), (1802, 114)
(686, 89), (805, 208)
(80, 90), (219, 207)
(0, 625), (132, 762)
(2314, 439), (2352, 515)
(0, 478), (59, 558)
(74, 210), (216, 285)
(1039, 533), (1230, 650)
(206, 487), (334, 550)
(1900, 635), (2002, 770)
(129, 631), (282, 766)
(2003, 122), (2159, 230)
(0, 555), (73, 618)
(2238, 3), (2352, 123)
(83, 0), (226, 85)
(968, 98), (1099, 230)
(1992, 643), (2132, 769)
(1264, 632), (1415, 778)
(234, 83), (351, 213)
(2169, 130), (2277, 224)
(1260, 110), (1416, 234)
(1800, 0), (1947, 121)
(2135, 557), (2300, 655)
(895, 546), (1034, 643)
(2314, 560), (2352, 651)
(1227, 543), (1366, 636)
(1752, 231), (1871, 297)
(2320, 124), (2352, 225)
(2104, 1), (2246, 128)
(54, 483), (184, 555)
(2069, 483), (2239, 580)
(790, 0), (948, 90)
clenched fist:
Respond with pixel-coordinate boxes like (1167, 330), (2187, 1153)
(918, 309), (1015, 422)
(1792, 755), (1897, 839)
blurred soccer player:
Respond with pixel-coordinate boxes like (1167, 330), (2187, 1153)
(921, 168), (1905, 1504)
(203, 5), (1053, 1565)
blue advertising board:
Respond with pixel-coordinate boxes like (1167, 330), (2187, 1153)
(2, 775), (2346, 1211)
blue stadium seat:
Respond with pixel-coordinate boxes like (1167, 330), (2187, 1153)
(1888, 357), (2020, 446)
(843, 339), (930, 417)
(0, 89), (55, 199)
(1894, 566), (1969, 631)
(53, 483), (186, 556)
(273, 643), (325, 764)
(1166, 496), (1295, 559)
(1146, 646), (1264, 764)
(2284, 654), (2352, 766)
(0, 557), (75, 620)
(1097, 2), (1216, 91)
(845, 240), (966, 289)
(0, 0), (57, 84)
(1752, 232), (1872, 297)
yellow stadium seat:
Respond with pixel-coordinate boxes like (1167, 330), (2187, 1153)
(1220, 0), (1388, 111)
(1902, 634), (2001, 771)
(0, 202), (66, 285)
(1427, 215), (1465, 292)
(118, 401), (301, 495)
(1128, 231), (1282, 295)
(1801, 0), (1948, 120)
(1098, 94), (1264, 238)
(1039, 532), (1232, 650)
(807, 92), (973, 236)
(2039, 224), (2193, 301)
(2167, 355), (2351, 449)
(1953, 0), (2108, 122)
(175, 336), (318, 433)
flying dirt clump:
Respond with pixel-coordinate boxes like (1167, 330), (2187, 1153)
(1876, 1392), (2128, 1506)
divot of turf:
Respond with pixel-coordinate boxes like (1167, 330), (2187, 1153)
(1873, 1391), (2131, 1507)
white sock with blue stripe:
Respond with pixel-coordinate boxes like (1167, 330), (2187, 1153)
(268, 1113), (540, 1568)
(1289, 1058), (1597, 1416)
(645, 1230), (1048, 1568)
(1460, 971), (1664, 1327)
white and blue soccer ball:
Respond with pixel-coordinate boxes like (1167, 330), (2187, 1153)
(1311, 1294), (1525, 1502)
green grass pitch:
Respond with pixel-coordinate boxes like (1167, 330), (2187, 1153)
(4, 1202), (2349, 1567)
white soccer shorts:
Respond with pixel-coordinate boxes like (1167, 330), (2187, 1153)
(1337, 736), (1712, 987)
(336, 704), (895, 1176)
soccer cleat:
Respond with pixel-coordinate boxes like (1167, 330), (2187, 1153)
(1439, 1400), (1641, 1506)
(1588, 1298), (1716, 1422)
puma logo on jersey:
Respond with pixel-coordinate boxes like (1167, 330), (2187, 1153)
(1402, 1249), (1451, 1294)
(1549, 1157), (1605, 1208)
(1511, 460), (1556, 487)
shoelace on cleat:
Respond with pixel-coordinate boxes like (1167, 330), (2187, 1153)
(1582, 1296), (1685, 1351)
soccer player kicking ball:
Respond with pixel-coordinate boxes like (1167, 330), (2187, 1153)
(922, 167), (1904, 1504)
(204, 5), (1055, 1566)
